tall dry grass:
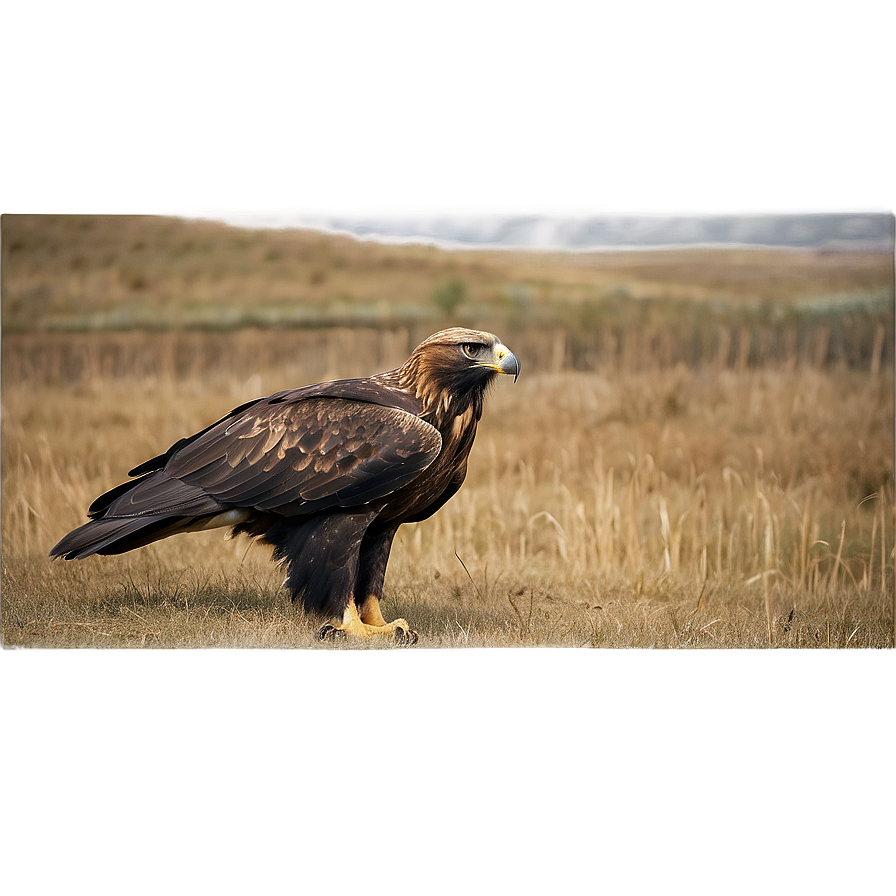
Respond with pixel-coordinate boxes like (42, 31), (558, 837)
(2, 329), (892, 648)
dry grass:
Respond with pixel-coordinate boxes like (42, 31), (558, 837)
(2, 329), (892, 649)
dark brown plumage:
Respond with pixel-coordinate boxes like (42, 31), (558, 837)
(50, 328), (519, 642)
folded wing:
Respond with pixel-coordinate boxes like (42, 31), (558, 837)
(169, 397), (441, 514)
(51, 393), (442, 560)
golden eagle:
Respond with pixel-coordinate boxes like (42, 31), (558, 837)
(50, 328), (520, 644)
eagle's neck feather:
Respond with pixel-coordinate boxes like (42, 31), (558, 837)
(387, 354), (485, 431)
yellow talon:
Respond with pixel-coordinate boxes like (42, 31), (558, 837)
(317, 597), (418, 645)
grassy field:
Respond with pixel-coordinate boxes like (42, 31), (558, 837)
(1, 216), (893, 648)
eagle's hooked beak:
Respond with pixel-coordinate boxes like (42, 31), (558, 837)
(492, 343), (520, 382)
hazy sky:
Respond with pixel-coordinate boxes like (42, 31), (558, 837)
(3, 4), (893, 218)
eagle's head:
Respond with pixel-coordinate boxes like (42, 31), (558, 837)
(401, 327), (520, 422)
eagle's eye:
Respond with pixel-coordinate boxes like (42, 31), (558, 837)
(461, 343), (482, 359)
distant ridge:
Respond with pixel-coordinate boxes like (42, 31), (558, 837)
(220, 213), (895, 252)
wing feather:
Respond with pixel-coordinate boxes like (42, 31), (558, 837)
(163, 397), (441, 515)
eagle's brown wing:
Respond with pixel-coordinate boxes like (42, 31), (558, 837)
(50, 385), (441, 561)
(150, 396), (441, 516)
(91, 396), (442, 518)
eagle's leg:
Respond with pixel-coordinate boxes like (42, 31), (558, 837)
(317, 524), (418, 644)
(357, 593), (391, 626)
(318, 599), (417, 645)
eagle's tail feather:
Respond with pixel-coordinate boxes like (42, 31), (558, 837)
(50, 469), (233, 559)
(50, 515), (195, 560)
